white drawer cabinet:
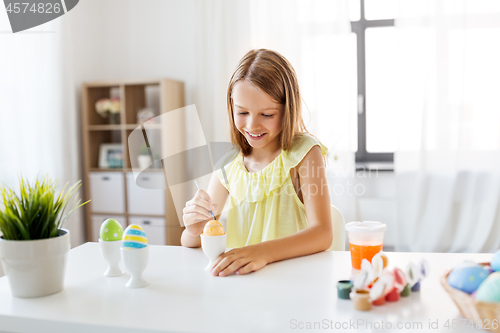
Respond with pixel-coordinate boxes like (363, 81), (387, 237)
(89, 172), (125, 214)
(126, 172), (165, 215)
(128, 217), (165, 245)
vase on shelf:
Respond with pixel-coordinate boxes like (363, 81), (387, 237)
(138, 155), (151, 170)
(109, 113), (120, 125)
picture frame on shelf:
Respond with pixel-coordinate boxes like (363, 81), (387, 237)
(98, 143), (123, 169)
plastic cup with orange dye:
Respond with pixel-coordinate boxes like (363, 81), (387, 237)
(345, 221), (387, 271)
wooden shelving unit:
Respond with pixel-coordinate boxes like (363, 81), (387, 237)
(81, 78), (186, 245)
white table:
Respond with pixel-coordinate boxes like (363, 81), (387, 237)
(0, 243), (494, 333)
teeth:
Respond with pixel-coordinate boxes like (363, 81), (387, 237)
(248, 132), (265, 137)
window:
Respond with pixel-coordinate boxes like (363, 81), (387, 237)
(350, 0), (396, 163)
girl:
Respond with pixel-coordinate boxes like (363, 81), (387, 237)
(181, 49), (332, 276)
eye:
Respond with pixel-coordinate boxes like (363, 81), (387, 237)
(262, 114), (273, 118)
(236, 112), (248, 115)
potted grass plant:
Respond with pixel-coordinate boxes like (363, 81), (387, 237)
(0, 175), (89, 298)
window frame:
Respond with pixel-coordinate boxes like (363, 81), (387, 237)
(351, 0), (395, 163)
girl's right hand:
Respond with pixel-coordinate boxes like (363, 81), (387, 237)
(183, 189), (216, 237)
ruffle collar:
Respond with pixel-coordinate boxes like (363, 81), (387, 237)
(224, 134), (326, 203)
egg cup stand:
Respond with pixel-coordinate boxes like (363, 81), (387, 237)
(441, 263), (500, 333)
(200, 234), (227, 272)
(121, 247), (149, 288)
(99, 239), (124, 277)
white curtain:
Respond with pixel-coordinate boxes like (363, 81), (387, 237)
(394, 0), (500, 253)
(195, 0), (252, 146)
(0, 13), (83, 246)
(195, 0), (356, 222)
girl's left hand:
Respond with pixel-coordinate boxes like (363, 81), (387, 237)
(210, 244), (271, 277)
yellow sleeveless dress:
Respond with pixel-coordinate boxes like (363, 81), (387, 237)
(216, 133), (328, 248)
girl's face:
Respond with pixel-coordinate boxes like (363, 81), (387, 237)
(232, 80), (284, 153)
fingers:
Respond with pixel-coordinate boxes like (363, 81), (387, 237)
(182, 211), (211, 227)
(235, 262), (256, 275)
(210, 252), (227, 273)
(219, 258), (250, 277)
(210, 248), (266, 277)
(209, 252), (227, 272)
(183, 205), (212, 219)
(183, 189), (216, 226)
(211, 251), (246, 277)
(185, 215), (208, 226)
(210, 202), (219, 215)
(195, 189), (212, 205)
(186, 196), (215, 212)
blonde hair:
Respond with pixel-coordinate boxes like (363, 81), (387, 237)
(227, 49), (309, 156)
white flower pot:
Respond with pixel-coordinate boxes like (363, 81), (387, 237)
(0, 229), (70, 298)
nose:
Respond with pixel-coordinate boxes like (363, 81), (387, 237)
(246, 114), (260, 131)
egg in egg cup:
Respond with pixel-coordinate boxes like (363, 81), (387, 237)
(99, 219), (125, 277)
(121, 225), (149, 288)
(200, 220), (227, 272)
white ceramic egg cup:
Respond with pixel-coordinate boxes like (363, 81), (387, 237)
(99, 239), (124, 277)
(200, 234), (227, 272)
(121, 247), (149, 288)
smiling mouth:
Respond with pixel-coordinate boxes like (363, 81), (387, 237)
(246, 132), (266, 138)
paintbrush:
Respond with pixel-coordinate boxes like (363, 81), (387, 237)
(194, 180), (216, 220)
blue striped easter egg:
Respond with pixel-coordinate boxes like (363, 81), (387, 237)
(122, 224), (148, 249)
